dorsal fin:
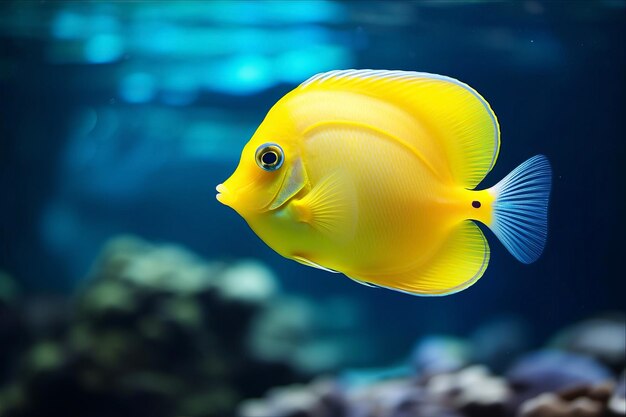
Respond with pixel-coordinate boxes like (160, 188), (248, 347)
(297, 70), (500, 188)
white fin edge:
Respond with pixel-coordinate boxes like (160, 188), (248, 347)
(346, 275), (378, 288)
(293, 255), (340, 273)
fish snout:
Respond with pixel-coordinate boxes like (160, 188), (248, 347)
(215, 183), (233, 206)
(215, 172), (267, 214)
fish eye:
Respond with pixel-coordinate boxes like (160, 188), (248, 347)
(255, 143), (284, 171)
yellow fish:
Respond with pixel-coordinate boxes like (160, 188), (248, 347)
(216, 70), (551, 296)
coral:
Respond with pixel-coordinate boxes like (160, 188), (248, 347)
(0, 236), (307, 417)
(1, 239), (624, 417)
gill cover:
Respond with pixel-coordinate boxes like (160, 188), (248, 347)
(269, 156), (308, 210)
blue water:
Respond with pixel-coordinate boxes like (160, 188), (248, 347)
(1, 0), (624, 365)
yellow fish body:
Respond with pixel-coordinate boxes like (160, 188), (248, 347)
(217, 70), (551, 296)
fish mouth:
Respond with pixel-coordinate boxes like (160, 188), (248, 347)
(215, 183), (230, 205)
(215, 171), (274, 213)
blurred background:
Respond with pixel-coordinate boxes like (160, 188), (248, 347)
(0, 1), (624, 417)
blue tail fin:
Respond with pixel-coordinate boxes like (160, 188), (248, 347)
(488, 155), (552, 264)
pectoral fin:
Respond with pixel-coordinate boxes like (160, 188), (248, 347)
(291, 170), (357, 242)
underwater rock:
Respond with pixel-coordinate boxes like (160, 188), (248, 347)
(239, 366), (510, 417)
(3, 238), (625, 417)
(237, 317), (625, 417)
(518, 392), (603, 417)
(609, 372), (626, 415)
(349, 377), (423, 416)
(0, 236), (308, 417)
(238, 378), (346, 417)
(518, 382), (616, 417)
(349, 377), (465, 417)
(425, 365), (511, 417)
(507, 350), (613, 406)
(340, 364), (412, 390)
(244, 376), (464, 417)
(411, 335), (470, 376)
(237, 374), (467, 417)
(551, 315), (626, 372)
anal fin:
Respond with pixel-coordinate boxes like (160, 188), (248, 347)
(346, 275), (378, 288)
(293, 255), (340, 273)
(351, 221), (490, 296)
